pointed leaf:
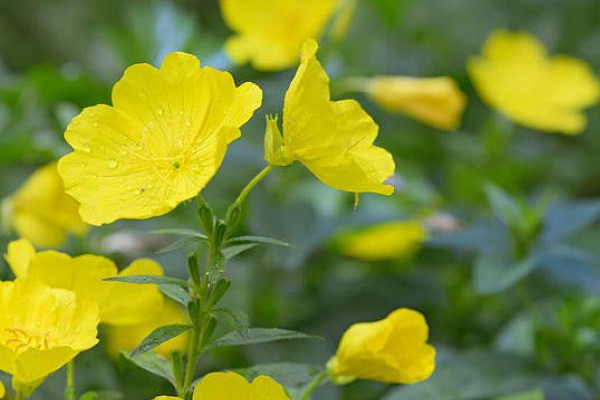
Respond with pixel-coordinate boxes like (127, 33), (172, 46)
(151, 228), (208, 240)
(156, 237), (201, 254)
(208, 328), (321, 349)
(227, 235), (294, 247)
(214, 307), (249, 338)
(131, 324), (192, 357)
(542, 200), (600, 243)
(160, 283), (192, 305)
(120, 351), (176, 386)
(474, 253), (537, 294)
(223, 243), (258, 260)
(105, 275), (188, 287)
(484, 183), (522, 227)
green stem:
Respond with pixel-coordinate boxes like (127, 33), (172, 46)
(64, 361), (75, 400)
(298, 371), (329, 400)
(182, 322), (200, 397)
(232, 165), (273, 210)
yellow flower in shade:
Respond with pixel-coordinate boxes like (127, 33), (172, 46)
(469, 30), (600, 135)
(4, 239), (164, 326)
(220, 0), (338, 71)
(327, 308), (435, 385)
(194, 372), (289, 400)
(339, 220), (428, 261)
(1, 163), (87, 248)
(359, 76), (467, 130)
(104, 301), (189, 358)
(0, 279), (99, 384)
(58, 52), (262, 226)
(264, 39), (395, 195)
(0, 380), (5, 398)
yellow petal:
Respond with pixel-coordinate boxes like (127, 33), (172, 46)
(59, 52), (262, 225)
(3, 163), (87, 247)
(4, 239), (36, 278)
(282, 39), (395, 195)
(249, 375), (289, 399)
(193, 372), (289, 400)
(339, 220), (428, 261)
(220, 0), (338, 70)
(468, 30), (600, 135)
(153, 397), (182, 400)
(368, 76), (467, 130)
(0, 380), (4, 398)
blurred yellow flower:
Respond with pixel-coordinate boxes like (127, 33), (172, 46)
(152, 397), (181, 400)
(264, 39), (395, 195)
(58, 51), (262, 225)
(4, 239), (164, 326)
(104, 301), (189, 358)
(0, 380), (4, 398)
(327, 308), (435, 384)
(339, 220), (428, 261)
(330, 0), (357, 42)
(220, 0), (338, 71)
(0, 279), (99, 384)
(362, 76), (467, 130)
(193, 372), (289, 400)
(469, 30), (600, 135)
(1, 163), (87, 248)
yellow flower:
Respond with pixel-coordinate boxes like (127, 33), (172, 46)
(338, 220), (428, 261)
(469, 30), (600, 135)
(0, 279), (99, 384)
(1, 163), (88, 248)
(193, 372), (289, 400)
(327, 308), (435, 384)
(362, 76), (467, 130)
(0, 380), (5, 398)
(264, 39), (395, 195)
(4, 239), (164, 326)
(220, 0), (338, 71)
(58, 52), (262, 225)
(152, 397), (181, 400)
(104, 301), (189, 358)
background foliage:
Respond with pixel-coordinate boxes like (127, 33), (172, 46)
(1, 0), (600, 399)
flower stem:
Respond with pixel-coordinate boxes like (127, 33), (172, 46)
(298, 371), (329, 400)
(232, 165), (273, 210)
(64, 361), (75, 400)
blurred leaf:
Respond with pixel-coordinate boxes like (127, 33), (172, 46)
(131, 324), (192, 357)
(474, 252), (537, 294)
(208, 328), (321, 349)
(79, 391), (123, 400)
(120, 351), (175, 386)
(542, 200), (600, 243)
(156, 237), (202, 254)
(494, 388), (544, 400)
(227, 235), (294, 247)
(535, 246), (600, 295)
(223, 243), (259, 260)
(383, 349), (539, 400)
(485, 183), (522, 227)
(152, 228), (208, 240)
(495, 314), (535, 356)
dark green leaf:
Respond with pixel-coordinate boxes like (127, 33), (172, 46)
(223, 243), (258, 260)
(213, 307), (249, 338)
(156, 237), (201, 254)
(120, 351), (176, 386)
(151, 228), (208, 240)
(474, 253), (537, 294)
(542, 200), (600, 243)
(484, 183), (522, 227)
(105, 275), (189, 287)
(208, 328), (321, 349)
(131, 324), (192, 357)
(160, 283), (192, 305)
(494, 388), (545, 400)
(227, 235), (294, 247)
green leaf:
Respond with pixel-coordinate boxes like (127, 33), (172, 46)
(484, 183), (522, 227)
(159, 283), (192, 305)
(223, 243), (258, 260)
(105, 275), (189, 287)
(79, 391), (123, 400)
(542, 200), (600, 243)
(156, 237), (201, 254)
(131, 324), (192, 357)
(207, 250), (225, 283)
(151, 228), (208, 240)
(383, 349), (539, 400)
(474, 253), (537, 294)
(494, 388), (545, 400)
(120, 351), (176, 386)
(213, 307), (249, 338)
(208, 328), (321, 349)
(227, 235), (294, 247)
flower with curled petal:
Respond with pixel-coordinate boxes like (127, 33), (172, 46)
(264, 39), (395, 195)
(58, 51), (262, 225)
(469, 30), (600, 135)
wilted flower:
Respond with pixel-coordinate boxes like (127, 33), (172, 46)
(105, 301), (189, 358)
(5, 239), (164, 326)
(264, 39), (395, 195)
(338, 220), (428, 261)
(220, 0), (338, 71)
(359, 76), (467, 130)
(58, 51), (262, 225)
(0, 279), (99, 385)
(469, 30), (600, 135)
(1, 163), (87, 248)
(327, 308), (435, 384)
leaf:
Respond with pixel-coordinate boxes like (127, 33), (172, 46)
(535, 246), (600, 295)
(156, 237), (201, 254)
(105, 275), (189, 287)
(159, 283), (192, 305)
(484, 183), (522, 227)
(207, 250), (225, 283)
(152, 228), (208, 240)
(131, 324), (192, 357)
(383, 349), (539, 400)
(474, 253), (537, 294)
(542, 200), (600, 243)
(120, 351), (176, 386)
(213, 307), (249, 338)
(223, 243), (258, 260)
(208, 328), (321, 349)
(494, 388), (545, 400)
(227, 235), (294, 247)
(79, 391), (123, 400)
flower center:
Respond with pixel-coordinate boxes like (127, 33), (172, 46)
(2, 327), (56, 352)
